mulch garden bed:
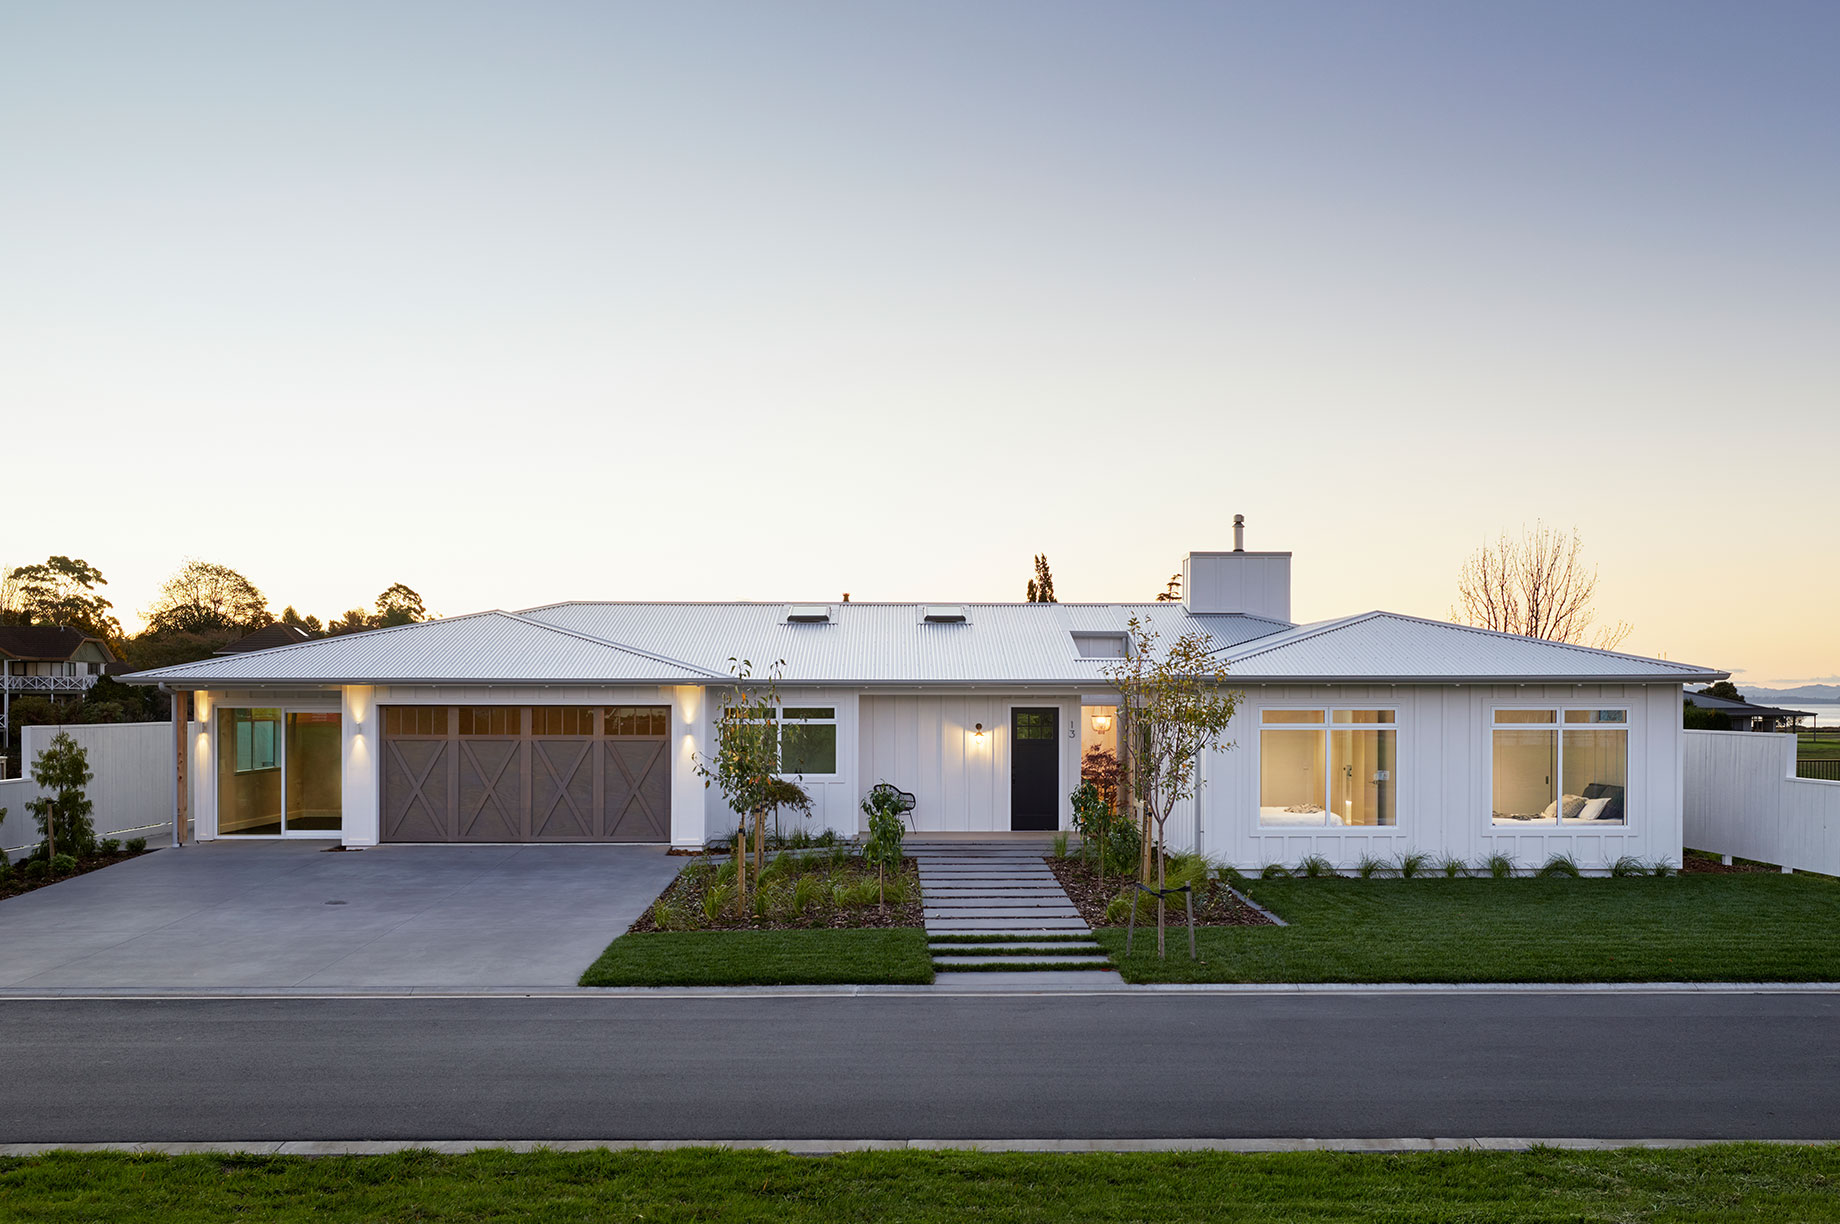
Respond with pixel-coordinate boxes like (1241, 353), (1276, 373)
(628, 851), (924, 933)
(1047, 855), (1274, 928)
(0, 847), (150, 902)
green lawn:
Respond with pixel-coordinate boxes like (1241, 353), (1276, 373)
(579, 928), (934, 987)
(5, 1146), (1840, 1222)
(1097, 874), (1840, 984)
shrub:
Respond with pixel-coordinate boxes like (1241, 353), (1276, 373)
(1297, 854), (1337, 879)
(126, 837), (146, 853)
(49, 854), (78, 877)
(1102, 818), (1142, 878)
(22, 860), (47, 879)
(861, 785), (908, 905)
(1260, 862), (1291, 880)
(1396, 851), (1431, 879)
(1485, 852), (1516, 879)
(1537, 853), (1582, 878)
(1437, 856), (1467, 878)
(1356, 854), (1387, 879)
(1103, 894), (1133, 925)
(1609, 855), (1647, 878)
(100, 838), (121, 855)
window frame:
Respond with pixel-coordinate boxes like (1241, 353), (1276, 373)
(1487, 706), (1631, 829)
(723, 704), (839, 777)
(214, 703), (343, 838)
(1255, 706), (1400, 832)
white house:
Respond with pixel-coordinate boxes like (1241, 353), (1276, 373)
(124, 531), (1724, 871)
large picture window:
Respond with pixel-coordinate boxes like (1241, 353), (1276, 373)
(1491, 709), (1627, 825)
(1258, 709), (1396, 827)
(722, 705), (839, 776)
(217, 707), (342, 836)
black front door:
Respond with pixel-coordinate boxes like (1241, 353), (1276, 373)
(1010, 707), (1060, 831)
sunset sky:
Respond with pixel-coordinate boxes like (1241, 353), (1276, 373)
(3, 2), (1834, 688)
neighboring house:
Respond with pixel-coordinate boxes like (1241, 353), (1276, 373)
(215, 623), (315, 654)
(1683, 691), (1813, 733)
(123, 533), (1726, 870)
(1, 625), (117, 736)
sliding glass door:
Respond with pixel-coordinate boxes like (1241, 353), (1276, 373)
(217, 707), (343, 836)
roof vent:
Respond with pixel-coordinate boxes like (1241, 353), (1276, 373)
(786, 605), (832, 624)
(922, 606), (968, 623)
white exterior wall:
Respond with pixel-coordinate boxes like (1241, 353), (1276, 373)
(1182, 552), (1291, 621)
(700, 687), (859, 845)
(188, 688), (342, 842)
(1, 722), (177, 861)
(1200, 683), (1683, 871)
(1685, 729), (1840, 875)
(858, 693), (1082, 833)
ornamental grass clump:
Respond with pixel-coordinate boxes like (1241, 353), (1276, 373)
(1537, 853), (1582, 879)
(1297, 854), (1337, 879)
(1356, 854), (1388, 879)
(1609, 855), (1647, 878)
(1485, 851), (1516, 879)
(1396, 851), (1432, 879)
(1438, 855), (1468, 878)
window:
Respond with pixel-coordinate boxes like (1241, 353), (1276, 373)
(1072, 633), (1128, 658)
(1491, 709), (1627, 825)
(1258, 709), (1396, 827)
(230, 707), (281, 773)
(780, 707), (837, 775)
(605, 705), (669, 736)
(383, 706), (446, 737)
(217, 707), (341, 836)
(531, 706), (595, 736)
(457, 706), (520, 736)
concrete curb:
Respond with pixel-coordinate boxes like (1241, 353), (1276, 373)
(1, 1137), (1836, 1157)
(2, 981), (1840, 1001)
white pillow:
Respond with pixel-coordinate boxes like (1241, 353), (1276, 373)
(1578, 796), (1614, 821)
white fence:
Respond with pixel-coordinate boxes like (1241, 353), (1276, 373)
(0, 722), (175, 862)
(1684, 729), (1840, 875)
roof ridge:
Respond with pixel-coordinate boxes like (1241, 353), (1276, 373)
(492, 611), (724, 678)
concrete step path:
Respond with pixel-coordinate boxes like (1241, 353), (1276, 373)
(912, 840), (1113, 974)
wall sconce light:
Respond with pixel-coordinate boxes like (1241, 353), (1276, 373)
(1089, 711), (1113, 734)
(972, 722), (985, 741)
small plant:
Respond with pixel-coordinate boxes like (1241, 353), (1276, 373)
(1297, 854), (1337, 879)
(1051, 831), (1070, 859)
(1537, 853), (1582, 878)
(49, 853), (78, 877)
(1356, 854), (1387, 879)
(1648, 858), (1677, 878)
(1485, 851), (1516, 879)
(126, 837), (146, 853)
(22, 860), (47, 879)
(1103, 894), (1132, 924)
(861, 784), (908, 906)
(99, 838), (121, 855)
(791, 874), (822, 915)
(1396, 851), (1431, 879)
(25, 731), (97, 861)
(1437, 856), (1467, 878)
(1609, 855), (1647, 878)
(702, 883), (733, 923)
(882, 875), (910, 906)
(1216, 863), (1248, 888)
(1102, 818), (1142, 878)
(1260, 862), (1291, 880)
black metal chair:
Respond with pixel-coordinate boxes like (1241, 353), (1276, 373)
(868, 782), (916, 827)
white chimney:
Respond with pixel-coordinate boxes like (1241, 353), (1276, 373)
(1182, 515), (1291, 622)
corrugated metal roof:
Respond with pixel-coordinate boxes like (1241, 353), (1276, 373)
(122, 601), (1726, 688)
(517, 601), (1288, 683)
(123, 611), (722, 685)
(1219, 611), (1724, 682)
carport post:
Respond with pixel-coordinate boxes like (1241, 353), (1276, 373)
(171, 688), (189, 847)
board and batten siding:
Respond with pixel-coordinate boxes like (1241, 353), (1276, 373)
(858, 694), (1082, 833)
(1685, 729), (1840, 875)
(698, 689), (859, 844)
(1200, 683), (1683, 871)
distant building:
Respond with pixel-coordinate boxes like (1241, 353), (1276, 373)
(215, 623), (314, 655)
(0, 625), (118, 736)
(1684, 690), (1813, 732)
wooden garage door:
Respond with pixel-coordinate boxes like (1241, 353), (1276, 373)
(381, 705), (670, 842)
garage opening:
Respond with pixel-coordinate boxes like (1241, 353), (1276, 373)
(380, 705), (670, 842)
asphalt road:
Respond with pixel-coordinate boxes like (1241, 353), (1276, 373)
(4, 992), (1837, 1143)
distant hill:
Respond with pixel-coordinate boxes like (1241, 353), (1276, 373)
(1736, 684), (1840, 704)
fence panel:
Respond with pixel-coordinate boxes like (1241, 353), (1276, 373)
(1685, 730), (1840, 875)
(2, 723), (174, 861)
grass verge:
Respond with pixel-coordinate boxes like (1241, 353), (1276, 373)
(579, 928), (933, 987)
(1097, 874), (1840, 983)
(5, 1146), (1840, 1222)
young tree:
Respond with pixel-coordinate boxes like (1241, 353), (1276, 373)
(1025, 554), (1057, 602)
(693, 659), (784, 911)
(26, 730), (96, 864)
(144, 560), (270, 635)
(1453, 523), (1632, 650)
(1104, 617), (1240, 957)
(2, 556), (123, 641)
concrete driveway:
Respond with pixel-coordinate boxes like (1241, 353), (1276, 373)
(0, 842), (681, 991)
